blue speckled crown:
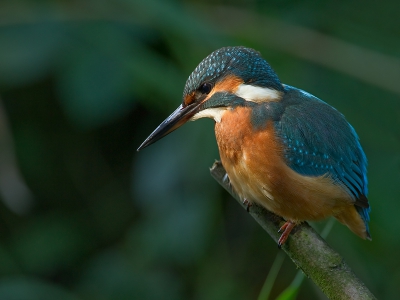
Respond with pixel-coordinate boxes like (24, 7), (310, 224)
(183, 46), (283, 99)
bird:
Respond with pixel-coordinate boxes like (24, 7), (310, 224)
(137, 46), (371, 247)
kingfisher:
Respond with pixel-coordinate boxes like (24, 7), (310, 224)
(137, 46), (371, 247)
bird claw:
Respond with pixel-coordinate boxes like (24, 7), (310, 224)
(222, 173), (231, 188)
(277, 222), (288, 233)
(277, 221), (295, 248)
(242, 198), (252, 212)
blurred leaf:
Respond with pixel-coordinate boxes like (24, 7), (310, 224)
(275, 287), (298, 300)
(124, 0), (227, 46)
(125, 44), (185, 108)
(10, 213), (91, 274)
(56, 23), (137, 128)
(126, 197), (212, 267)
(0, 277), (80, 300)
(0, 245), (20, 276)
(78, 249), (183, 300)
(0, 23), (65, 86)
(195, 247), (248, 300)
(131, 122), (218, 265)
(257, 252), (285, 300)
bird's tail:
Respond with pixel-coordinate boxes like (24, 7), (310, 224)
(355, 205), (371, 240)
(335, 205), (371, 240)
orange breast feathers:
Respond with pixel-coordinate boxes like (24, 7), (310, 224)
(214, 106), (366, 236)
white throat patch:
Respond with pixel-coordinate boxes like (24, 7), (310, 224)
(235, 84), (282, 103)
(191, 107), (226, 123)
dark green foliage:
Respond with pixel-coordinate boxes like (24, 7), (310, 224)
(0, 0), (399, 299)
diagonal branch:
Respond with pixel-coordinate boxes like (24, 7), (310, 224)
(210, 161), (376, 300)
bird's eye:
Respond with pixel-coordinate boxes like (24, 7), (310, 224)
(198, 82), (213, 95)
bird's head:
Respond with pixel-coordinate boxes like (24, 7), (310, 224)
(137, 46), (284, 150)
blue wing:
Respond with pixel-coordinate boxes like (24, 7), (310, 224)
(274, 86), (370, 231)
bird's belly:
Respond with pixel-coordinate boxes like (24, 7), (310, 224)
(215, 108), (353, 222)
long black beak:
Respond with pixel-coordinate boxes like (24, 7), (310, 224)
(137, 102), (201, 151)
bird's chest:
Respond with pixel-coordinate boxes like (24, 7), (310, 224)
(213, 107), (353, 223)
(214, 107), (284, 206)
(215, 109), (249, 165)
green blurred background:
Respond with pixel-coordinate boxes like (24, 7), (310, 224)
(0, 0), (399, 299)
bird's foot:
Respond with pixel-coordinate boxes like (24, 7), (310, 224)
(222, 173), (231, 189)
(277, 221), (295, 248)
(242, 198), (252, 212)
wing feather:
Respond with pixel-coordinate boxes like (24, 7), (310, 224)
(275, 86), (369, 207)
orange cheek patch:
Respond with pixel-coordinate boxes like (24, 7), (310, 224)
(184, 92), (195, 107)
(212, 75), (243, 95)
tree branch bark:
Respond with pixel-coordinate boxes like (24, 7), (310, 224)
(210, 161), (376, 300)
